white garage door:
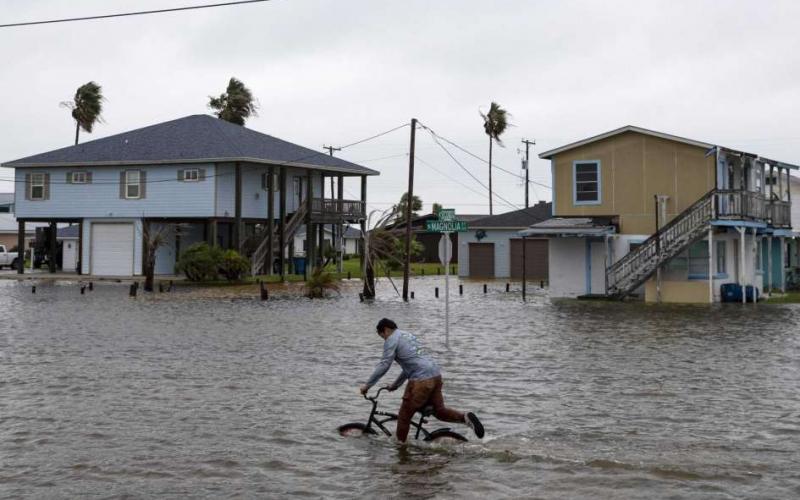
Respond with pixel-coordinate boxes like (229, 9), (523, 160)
(91, 223), (134, 276)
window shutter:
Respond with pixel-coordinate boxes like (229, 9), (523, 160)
(178, 169), (185, 181)
(25, 174), (31, 200)
(198, 168), (206, 181)
(86, 172), (92, 183)
(261, 172), (266, 190)
(43, 173), (50, 200)
(140, 171), (146, 199)
(273, 172), (279, 192)
(120, 171), (126, 198)
(66, 171), (73, 184)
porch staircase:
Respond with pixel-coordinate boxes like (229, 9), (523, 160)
(606, 189), (716, 299)
(250, 203), (308, 276)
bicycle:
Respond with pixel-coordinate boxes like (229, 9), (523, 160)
(338, 387), (469, 443)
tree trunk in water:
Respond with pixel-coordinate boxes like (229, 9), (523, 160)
(363, 260), (376, 298)
(74, 121), (80, 145)
(144, 247), (155, 292)
(488, 136), (493, 215)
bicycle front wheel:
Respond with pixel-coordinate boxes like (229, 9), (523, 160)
(425, 429), (468, 443)
(338, 422), (377, 437)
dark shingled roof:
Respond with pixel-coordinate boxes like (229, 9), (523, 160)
(2, 114), (378, 176)
(470, 201), (552, 228)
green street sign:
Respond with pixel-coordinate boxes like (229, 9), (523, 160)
(426, 220), (468, 232)
(437, 209), (456, 222)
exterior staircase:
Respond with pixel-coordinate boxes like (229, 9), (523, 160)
(606, 189), (716, 298)
(250, 203), (308, 276)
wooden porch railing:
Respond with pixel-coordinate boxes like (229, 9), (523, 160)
(769, 200), (791, 228)
(714, 190), (766, 220)
(310, 198), (365, 222)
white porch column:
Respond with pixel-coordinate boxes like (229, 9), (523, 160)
(752, 227), (758, 301)
(738, 226), (746, 304)
(767, 236), (773, 294)
(708, 228), (714, 303)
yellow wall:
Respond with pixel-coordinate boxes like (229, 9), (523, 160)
(644, 279), (711, 303)
(553, 132), (715, 234)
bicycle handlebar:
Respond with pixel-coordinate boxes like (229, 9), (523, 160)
(364, 386), (389, 401)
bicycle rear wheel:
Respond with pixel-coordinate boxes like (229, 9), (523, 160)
(338, 422), (377, 437)
(425, 429), (468, 443)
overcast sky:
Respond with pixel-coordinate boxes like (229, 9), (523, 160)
(2, 0), (799, 215)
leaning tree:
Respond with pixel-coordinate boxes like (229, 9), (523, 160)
(61, 81), (105, 145)
(208, 77), (258, 126)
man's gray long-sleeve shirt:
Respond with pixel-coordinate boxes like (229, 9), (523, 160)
(364, 330), (440, 389)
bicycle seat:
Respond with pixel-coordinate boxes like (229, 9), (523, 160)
(418, 405), (435, 417)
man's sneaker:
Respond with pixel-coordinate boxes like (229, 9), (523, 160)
(465, 412), (484, 439)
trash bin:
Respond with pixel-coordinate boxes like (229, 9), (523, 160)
(293, 257), (306, 275)
(720, 283), (742, 303)
(721, 283), (759, 303)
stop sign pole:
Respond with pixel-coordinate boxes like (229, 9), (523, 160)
(438, 232), (453, 348)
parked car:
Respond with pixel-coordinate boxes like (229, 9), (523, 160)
(0, 245), (19, 269)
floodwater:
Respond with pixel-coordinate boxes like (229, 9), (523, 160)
(1, 278), (799, 499)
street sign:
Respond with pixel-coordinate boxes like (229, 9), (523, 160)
(438, 234), (452, 265)
(437, 209), (456, 222)
(425, 220), (468, 232)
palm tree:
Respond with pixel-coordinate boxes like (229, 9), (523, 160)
(61, 81), (104, 145)
(393, 192), (423, 223)
(480, 101), (509, 215)
(208, 77), (258, 126)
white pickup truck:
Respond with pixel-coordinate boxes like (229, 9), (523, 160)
(0, 245), (19, 269)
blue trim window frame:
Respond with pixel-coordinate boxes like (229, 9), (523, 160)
(573, 160), (601, 205)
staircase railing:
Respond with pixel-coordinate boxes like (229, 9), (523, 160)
(250, 203), (308, 276)
(606, 189), (716, 298)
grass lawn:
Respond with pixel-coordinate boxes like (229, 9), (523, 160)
(763, 291), (800, 303)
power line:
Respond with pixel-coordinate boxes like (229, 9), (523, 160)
(0, 0), (271, 29)
(419, 122), (552, 190)
(336, 123), (409, 150)
(425, 128), (523, 211)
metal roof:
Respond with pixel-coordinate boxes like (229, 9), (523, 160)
(519, 217), (616, 237)
(2, 114), (379, 176)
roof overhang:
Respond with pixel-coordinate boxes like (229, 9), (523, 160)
(519, 227), (616, 237)
(539, 125), (713, 159)
(1, 157), (380, 176)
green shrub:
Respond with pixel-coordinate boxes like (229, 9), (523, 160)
(219, 249), (250, 281)
(176, 243), (222, 281)
(305, 268), (339, 298)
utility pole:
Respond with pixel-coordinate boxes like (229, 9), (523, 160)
(402, 118), (417, 302)
(521, 139), (535, 209)
(323, 145), (341, 199)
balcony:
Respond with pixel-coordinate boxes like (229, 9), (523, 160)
(713, 190), (792, 228)
(769, 200), (791, 228)
(714, 190), (767, 221)
(310, 198), (366, 223)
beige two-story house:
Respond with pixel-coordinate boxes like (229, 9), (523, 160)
(522, 126), (797, 303)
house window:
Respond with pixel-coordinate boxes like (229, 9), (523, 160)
(71, 171), (88, 184)
(184, 168), (199, 182)
(573, 161), (601, 205)
(30, 173), (45, 200)
(716, 241), (726, 275)
(687, 241), (709, 277)
(125, 170), (141, 199)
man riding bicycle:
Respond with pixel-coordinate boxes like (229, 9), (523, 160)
(359, 318), (484, 443)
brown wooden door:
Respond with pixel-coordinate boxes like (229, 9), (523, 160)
(510, 238), (548, 280)
(469, 242), (495, 277)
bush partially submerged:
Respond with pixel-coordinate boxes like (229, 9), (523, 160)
(305, 268), (339, 298)
(219, 249), (249, 281)
(176, 243), (250, 282)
